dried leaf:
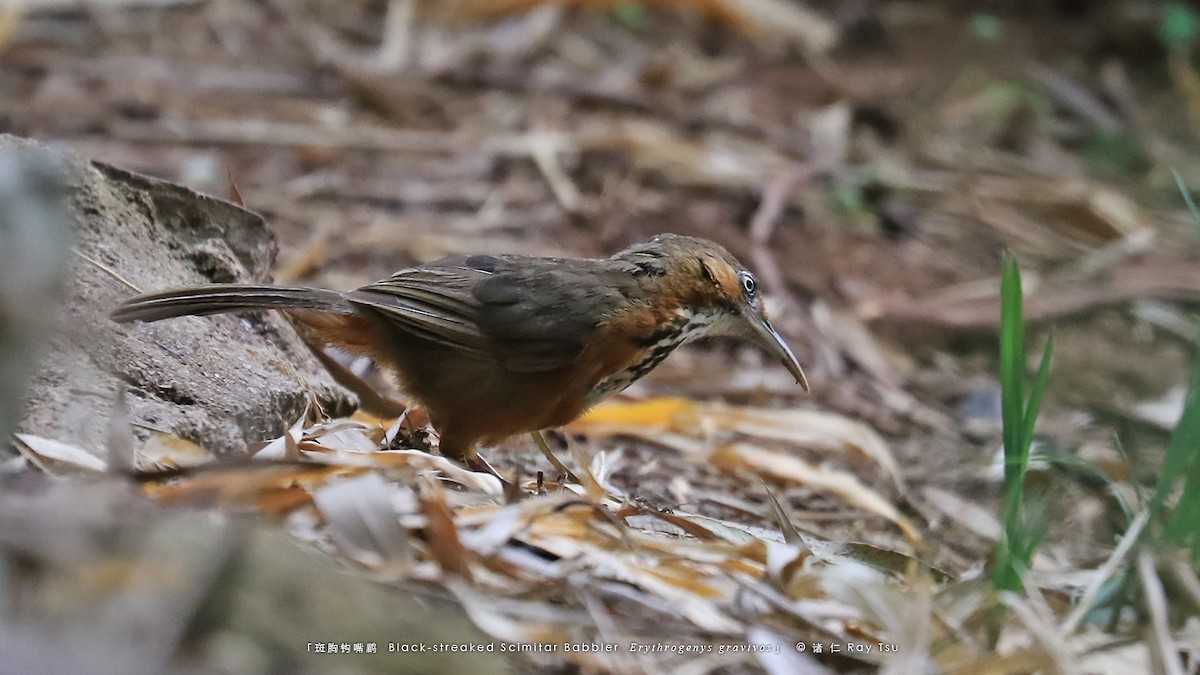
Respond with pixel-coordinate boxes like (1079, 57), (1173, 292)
(379, 450), (504, 494)
(922, 486), (1002, 541)
(142, 463), (346, 509)
(314, 474), (412, 566)
(765, 541), (810, 589)
(446, 579), (561, 644)
(420, 478), (473, 579)
(137, 433), (212, 468)
(254, 414), (305, 461)
(300, 420), (382, 453)
(711, 443), (920, 542)
(573, 397), (698, 428)
(574, 399), (905, 490)
(748, 625), (834, 675)
(765, 486), (805, 546)
(255, 486), (313, 515)
(586, 548), (742, 633)
(15, 434), (107, 472)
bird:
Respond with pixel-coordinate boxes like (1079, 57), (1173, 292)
(112, 234), (808, 473)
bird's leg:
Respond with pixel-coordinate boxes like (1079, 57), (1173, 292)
(531, 430), (580, 484)
(439, 431), (512, 487)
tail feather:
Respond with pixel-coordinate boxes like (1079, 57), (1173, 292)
(111, 284), (354, 323)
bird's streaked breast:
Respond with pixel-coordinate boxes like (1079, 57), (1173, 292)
(585, 308), (718, 403)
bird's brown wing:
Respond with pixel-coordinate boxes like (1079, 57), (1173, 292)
(348, 254), (637, 372)
(348, 261), (491, 358)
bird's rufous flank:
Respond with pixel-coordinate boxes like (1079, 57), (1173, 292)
(112, 234), (808, 471)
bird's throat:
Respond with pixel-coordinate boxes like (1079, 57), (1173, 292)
(586, 308), (718, 403)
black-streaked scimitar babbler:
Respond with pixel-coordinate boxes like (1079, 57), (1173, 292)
(113, 234), (808, 474)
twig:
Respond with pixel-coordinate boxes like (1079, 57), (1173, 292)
(1006, 593), (1078, 675)
(749, 164), (810, 245)
(526, 131), (582, 212)
(74, 248), (140, 292)
(1028, 65), (1122, 135)
(1060, 509), (1149, 635)
(1138, 549), (1185, 675)
(111, 119), (481, 154)
(439, 64), (811, 158)
(865, 254), (1200, 332)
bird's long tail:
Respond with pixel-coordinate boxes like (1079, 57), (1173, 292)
(110, 284), (355, 323)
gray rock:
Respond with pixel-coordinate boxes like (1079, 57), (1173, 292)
(5, 134), (356, 458)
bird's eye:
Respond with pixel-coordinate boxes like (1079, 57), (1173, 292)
(739, 272), (757, 297)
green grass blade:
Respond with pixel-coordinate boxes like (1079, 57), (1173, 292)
(1022, 333), (1054, 459)
(1157, 170), (1200, 558)
(999, 254), (1026, 490)
(1163, 467), (1200, 556)
(994, 253), (1046, 595)
(1160, 362), (1200, 557)
(1152, 355), (1200, 517)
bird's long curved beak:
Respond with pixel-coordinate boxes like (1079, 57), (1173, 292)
(745, 311), (809, 392)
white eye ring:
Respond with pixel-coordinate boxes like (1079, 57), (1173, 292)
(739, 272), (757, 296)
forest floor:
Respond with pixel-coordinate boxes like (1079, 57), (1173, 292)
(4, 1), (1200, 673)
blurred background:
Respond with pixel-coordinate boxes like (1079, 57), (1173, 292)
(6, 0), (1195, 481)
(4, 0), (1200, 671)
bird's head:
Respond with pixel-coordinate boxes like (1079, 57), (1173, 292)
(616, 234), (809, 392)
